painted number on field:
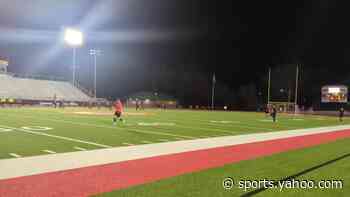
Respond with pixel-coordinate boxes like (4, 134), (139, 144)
(21, 126), (53, 131)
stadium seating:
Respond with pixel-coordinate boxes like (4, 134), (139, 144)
(0, 74), (91, 102)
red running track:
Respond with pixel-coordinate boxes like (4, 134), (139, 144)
(1, 129), (350, 197)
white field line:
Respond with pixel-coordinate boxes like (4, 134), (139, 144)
(42, 150), (56, 154)
(199, 136), (210, 138)
(0, 124), (112, 148)
(160, 113), (298, 130)
(7, 114), (195, 140)
(141, 140), (153, 144)
(157, 139), (169, 142)
(150, 115), (275, 132)
(1, 124), (350, 180)
(174, 137), (186, 140)
(167, 124), (238, 135)
(74, 147), (87, 151)
(207, 122), (275, 131)
(122, 143), (135, 146)
(9, 153), (21, 158)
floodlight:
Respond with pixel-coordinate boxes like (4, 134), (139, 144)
(64, 28), (83, 46)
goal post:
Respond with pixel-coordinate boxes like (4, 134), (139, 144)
(267, 64), (300, 113)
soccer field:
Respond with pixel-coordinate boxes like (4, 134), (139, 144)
(0, 107), (348, 159)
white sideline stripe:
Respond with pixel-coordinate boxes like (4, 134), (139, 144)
(158, 139), (169, 142)
(174, 137), (186, 140)
(74, 147), (87, 151)
(1, 124), (350, 180)
(9, 153), (21, 158)
(141, 141), (152, 144)
(122, 143), (135, 146)
(0, 124), (112, 148)
(42, 150), (56, 154)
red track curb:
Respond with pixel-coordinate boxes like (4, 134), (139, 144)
(1, 129), (350, 197)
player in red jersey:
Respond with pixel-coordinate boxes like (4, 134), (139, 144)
(113, 99), (124, 125)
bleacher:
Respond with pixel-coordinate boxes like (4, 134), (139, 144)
(0, 74), (91, 102)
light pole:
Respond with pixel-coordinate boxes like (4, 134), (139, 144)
(89, 49), (102, 98)
(64, 28), (83, 86)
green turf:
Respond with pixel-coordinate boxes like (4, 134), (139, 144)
(0, 107), (348, 159)
(97, 136), (350, 197)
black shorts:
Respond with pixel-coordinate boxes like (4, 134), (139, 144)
(114, 111), (122, 117)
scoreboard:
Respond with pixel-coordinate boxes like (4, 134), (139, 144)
(321, 85), (348, 103)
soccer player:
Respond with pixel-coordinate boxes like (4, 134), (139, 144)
(271, 105), (277, 122)
(265, 105), (270, 117)
(113, 99), (124, 125)
(140, 100), (145, 110)
(339, 107), (345, 122)
(135, 100), (140, 111)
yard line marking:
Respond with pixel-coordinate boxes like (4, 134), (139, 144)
(9, 153), (21, 158)
(258, 119), (274, 122)
(8, 114), (195, 140)
(42, 150), (56, 154)
(122, 143), (135, 146)
(129, 128), (194, 139)
(0, 124), (112, 149)
(141, 140), (153, 144)
(74, 147), (87, 151)
(152, 115), (274, 133)
(199, 136), (210, 138)
(316, 118), (326, 120)
(157, 139), (169, 142)
(174, 137), (186, 140)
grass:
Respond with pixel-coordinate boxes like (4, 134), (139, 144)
(1, 107), (349, 196)
(0, 107), (348, 159)
(97, 136), (350, 197)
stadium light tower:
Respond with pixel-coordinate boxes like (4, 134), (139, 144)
(89, 49), (102, 98)
(64, 28), (83, 86)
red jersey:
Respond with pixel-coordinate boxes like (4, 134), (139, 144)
(114, 101), (123, 112)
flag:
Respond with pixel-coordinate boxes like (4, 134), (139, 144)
(212, 73), (216, 84)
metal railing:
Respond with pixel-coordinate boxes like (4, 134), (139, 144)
(74, 81), (94, 99)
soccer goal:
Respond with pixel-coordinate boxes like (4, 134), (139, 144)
(268, 102), (296, 113)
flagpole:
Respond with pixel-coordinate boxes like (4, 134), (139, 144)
(267, 67), (271, 105)
(294, 64), (299, 113)
(211, 73), (215, 110)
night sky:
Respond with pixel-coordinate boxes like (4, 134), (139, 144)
(0, 0), (349, 107)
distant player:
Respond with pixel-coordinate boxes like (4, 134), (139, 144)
(339, 107), (345, 122)
(265, 105), (270, 117)
(271, 105), (277, 122)
(140, 100), (145, 110)
(113, 99), (124, 125)
(136, 100), (140, 111)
